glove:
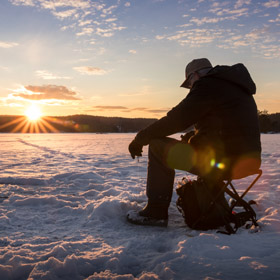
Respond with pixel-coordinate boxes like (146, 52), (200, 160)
(128, 140), (143, 159)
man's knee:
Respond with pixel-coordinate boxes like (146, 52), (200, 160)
(150, 138), (197, 172)
(149, 137), (178, 160)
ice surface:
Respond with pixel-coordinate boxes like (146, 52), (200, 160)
(0, 133), (279, 279)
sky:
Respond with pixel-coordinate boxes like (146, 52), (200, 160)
(0, 0), (279, 119)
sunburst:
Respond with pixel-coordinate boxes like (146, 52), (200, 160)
(25, 104), (42, 121)
(0, 116), (61, 133)
(0, 105), (63, 133)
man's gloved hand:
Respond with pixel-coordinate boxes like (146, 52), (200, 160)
(128, 139), (143, 159)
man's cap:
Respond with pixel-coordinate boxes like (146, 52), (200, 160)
(181, 58), (213, 88)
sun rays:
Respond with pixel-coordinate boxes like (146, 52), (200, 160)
(0, 104), (62, 133)
(0, 115), (62, 133)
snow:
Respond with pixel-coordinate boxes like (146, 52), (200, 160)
(0, 133), (279, 280)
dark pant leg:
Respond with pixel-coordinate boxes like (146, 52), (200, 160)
(146, 148), (175, 204)
(146, 137), (197, 205)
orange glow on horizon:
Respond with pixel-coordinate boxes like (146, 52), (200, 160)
(0, 116), (61, 133)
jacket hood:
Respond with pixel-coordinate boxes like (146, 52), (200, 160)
(207, 63), (256, 95)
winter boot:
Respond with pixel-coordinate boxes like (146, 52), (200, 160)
(127, 201), (169, 227)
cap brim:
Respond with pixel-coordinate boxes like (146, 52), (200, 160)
(180, 79), (190, 89)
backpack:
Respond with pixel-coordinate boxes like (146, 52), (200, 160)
(176, 178), (258, 234)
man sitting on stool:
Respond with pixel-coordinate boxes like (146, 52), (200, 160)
(127, 58), (261, 227)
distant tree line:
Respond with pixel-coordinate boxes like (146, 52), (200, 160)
(58, 115), (158, 133)
(0, 115), (157, 133)
(258, 111), (280, 133)
(0, 112), (279, 133)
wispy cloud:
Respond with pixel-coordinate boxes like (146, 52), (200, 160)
(235, 0), (251, 9)
(155, 1), (280, 58)
(217, 26), (280, 58)
(9, 0), (35, 6)
(263, 0), (280, 8)
(39, 0), (90, 10)
(90, 105), (169, 115)
(52, 9), (77, 19)
(102, 5), (117, 16)
(157, 28), (223, 47)
(92, 105), (128, 111)
(73, 66), (108, 75)
(129, 49), (137, 54)
(12, 85), (80, 101)
(0, 66), (10, 71)
(78, 19), (92, 26)
(76, 27), (94, 36)
(268, 14), (280, 23)
(36, 70), (71, 80)
(0, 41), (18, 48)
(9, 0), (128, 40)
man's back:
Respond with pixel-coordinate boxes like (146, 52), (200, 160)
(190, 64), (261, 158)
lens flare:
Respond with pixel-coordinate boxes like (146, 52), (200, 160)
(210, 159), (225, 170)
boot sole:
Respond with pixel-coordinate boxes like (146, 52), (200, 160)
(126, 210), (168, 227)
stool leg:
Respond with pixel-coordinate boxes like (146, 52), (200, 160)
(240, 170), (262, 199)
(226, 170), (262, 210)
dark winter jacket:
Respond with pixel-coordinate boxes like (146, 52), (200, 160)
(134, 64), (261, 176)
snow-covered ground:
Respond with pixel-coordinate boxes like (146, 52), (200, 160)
(0, 133), (279, 280)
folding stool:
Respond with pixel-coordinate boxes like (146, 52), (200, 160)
(222, 169), (262, 229)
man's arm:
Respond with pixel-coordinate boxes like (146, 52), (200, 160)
(133, 81), (214, 146)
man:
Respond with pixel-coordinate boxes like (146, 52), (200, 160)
(127, 58), (261, 227)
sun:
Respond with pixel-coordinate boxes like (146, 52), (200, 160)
(0, 106), (60, 133)
(25, 104), (42, 121)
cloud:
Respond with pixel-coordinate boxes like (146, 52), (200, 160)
(208, 0), (250, 18)
(92, 105), (128, 111)
(129, 50), (137, 54)
(39, 0), (90, 10)
(0, 66), (10, 71)
(217, 26), (280, 58)
(190, 17), (221, 26)
(52, 9), (77, 19)
(234, 0), (251, 9)
(257, 44), (280, 59)
(78, 19), (92, 26)
(105, 18), (118, 22)
(13, 85), (80, 101)
(0, 41), (18, 48)
(36, 70), (71, 80)
(9, 0), (34, 6)
(102, 5), (117, 16)
(90, 106), (169, 114)
(96, 27), (113, 37)
(269, 15), (280, 23)
(9, 0), (126, 40)
(263, 0), (280, 8)
(76, 27), (94, 36)
(9, 0), (280, 62)
(73, 66), (107, 75)
(153, 0), (279, 58)
(145, 109), (169, 114)
(158, 28), (222, 47)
